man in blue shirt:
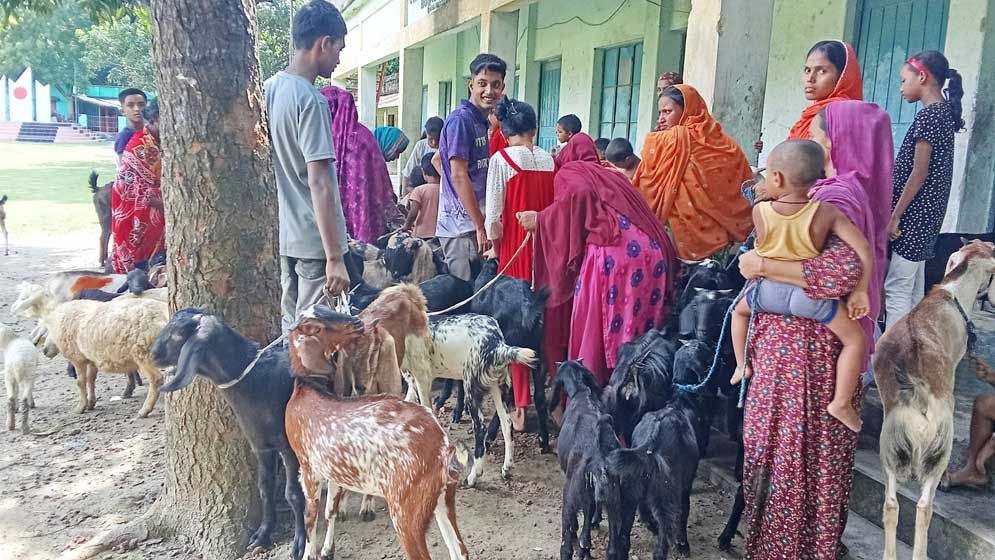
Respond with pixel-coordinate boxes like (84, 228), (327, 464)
(435, 53), (506, 281)
(114, 88), (147, 165)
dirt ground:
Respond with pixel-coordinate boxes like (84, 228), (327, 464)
(0, 230), (745, 560)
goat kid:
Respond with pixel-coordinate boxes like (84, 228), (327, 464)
(1, 324), (39, 434)
(602, 328), (679, 445)
(410, 314), (537, 486)
(287, 308), (470, 560)
(153, 309), (307, 560)
(551, 360), (630, 560)
(873, 240), (995, 560)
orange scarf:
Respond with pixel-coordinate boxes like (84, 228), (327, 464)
(787, 41), (863, 140)
(632, 84), (753, 260)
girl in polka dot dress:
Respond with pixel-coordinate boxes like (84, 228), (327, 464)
(884, 50), (964, 329)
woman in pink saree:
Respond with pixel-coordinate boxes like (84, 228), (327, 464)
(320, 86), (396, 243)
(739, 100), (892, 559)
(519, 134), (677, 386)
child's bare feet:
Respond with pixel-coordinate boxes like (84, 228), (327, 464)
(827, 400), (862, 432)
(730, 366), (752, 385)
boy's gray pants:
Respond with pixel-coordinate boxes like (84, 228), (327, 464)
(280, 256), (326, 336)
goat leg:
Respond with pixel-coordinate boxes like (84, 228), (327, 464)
(434, 379), (454, 411)
(578, 498), (595, 560)
(453, 381), (465, 423)
(490, 385), (514, 480)
(123, 372), (137, 399)
(19, 397), (29, 435)
(6, 397), (15, 431)
(248, 451), (279, 551)
(559, 492), (579, 560)
(280, 451), (307, 560)
(717, 483), (745, 550)
(673, 490), (692, 557)
(532, 358), (551, 453)
(321, 483), (345, 560)
(466, 396), (487, 487)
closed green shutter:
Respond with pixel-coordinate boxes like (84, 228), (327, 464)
(537, 59), (562, 151)
(599, 42), (643, 145)
(856, 0), (949, 149)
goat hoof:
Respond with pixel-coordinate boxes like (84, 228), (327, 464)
(675, 543), (690, 558)
(74, 405), (87, 414)
(360, 510), (376, 522)
(136, 409), (151, 419)
(717, 537), (733, 552)
(501, 467), (512, 480)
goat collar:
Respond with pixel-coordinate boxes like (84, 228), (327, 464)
(943, 292), (978, 352)
(217, 334), (287, 390)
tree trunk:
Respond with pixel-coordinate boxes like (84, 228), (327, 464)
(150, 1), (280, 558)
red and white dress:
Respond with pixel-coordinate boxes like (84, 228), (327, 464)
(484, 145), (555, 407)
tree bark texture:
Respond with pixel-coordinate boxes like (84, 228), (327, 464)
(150, 1), (280, 558)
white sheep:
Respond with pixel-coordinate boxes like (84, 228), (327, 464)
(12, 283), (169, 418)
(1, 324), (39, 434)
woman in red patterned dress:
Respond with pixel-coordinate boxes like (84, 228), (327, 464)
(111, 99), (165, 274)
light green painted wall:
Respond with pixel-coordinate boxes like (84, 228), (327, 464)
(423, 34), (459, 120)
(759, 0), (851, 158)
(531, 0), (648, 141)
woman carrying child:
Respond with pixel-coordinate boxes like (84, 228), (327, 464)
(738, 101), (893, 559)
(884, 50), (964, 329)
(483, 97), (555, 430)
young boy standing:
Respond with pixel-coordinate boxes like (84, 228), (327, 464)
(403, 153), (441, 241)
(114, 88), (147, 166)
(436, 53), (506, 282)
(264, 0), (350, 333)
(401, 116), (444, 196)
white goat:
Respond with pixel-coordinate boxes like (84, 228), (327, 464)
(1, 324), (38, 434)
(406, 314), (537, 486)
(873, 240), (995, 560)
(12, 282), (168, 418)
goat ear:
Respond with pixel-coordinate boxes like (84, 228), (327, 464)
(961, 236), (972, 246)
(161, 335), (207, 392)
(946, 251), (966, 275)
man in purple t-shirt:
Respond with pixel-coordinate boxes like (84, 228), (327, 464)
(113, 88), (147, 166)
(435, 53), (506, 281)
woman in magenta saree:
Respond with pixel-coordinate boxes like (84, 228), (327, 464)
(111, 100), (165, 274)
(739, 101), (892, 559)
(320, 85), (396, 243)
(522, 133), (677, 386)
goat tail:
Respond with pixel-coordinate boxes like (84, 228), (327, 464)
(880, 397), (953, 482)
(88, 170), (98, 193)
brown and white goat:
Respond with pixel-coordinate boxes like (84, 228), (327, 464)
(1, 194), (8, 256)
(287, 307), (470, 560)
(873, 240), (995, 560)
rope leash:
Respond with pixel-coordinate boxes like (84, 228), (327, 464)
(427, 232), (532, 317)
(218, 288), (339, 390)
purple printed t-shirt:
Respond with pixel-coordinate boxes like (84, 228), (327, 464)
(436, 99), (490, 237)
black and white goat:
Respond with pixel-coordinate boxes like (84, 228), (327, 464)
(407, 313), (537, 486)
(551, 360), (632, 560)
(152, 309), (307, 560)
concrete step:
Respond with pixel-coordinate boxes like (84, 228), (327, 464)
(850, 446), (995, 560)
(697, 430), (926, 560)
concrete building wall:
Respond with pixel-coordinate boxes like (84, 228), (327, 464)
(759, 0), (851, 158)
(423, 34), (460, 120)
(530, 0), (648, 141)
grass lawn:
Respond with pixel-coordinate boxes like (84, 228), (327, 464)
(0, 141), (116, 235)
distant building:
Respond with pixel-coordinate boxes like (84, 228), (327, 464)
(0, 68), (52, 124)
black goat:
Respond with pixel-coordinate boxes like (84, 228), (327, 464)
(88, 171), (112, 271)
(551, 361), (630, 560)
(469, 257), (551, 452)
(152, 309), (306, 560)
(602, 328), (679, 445)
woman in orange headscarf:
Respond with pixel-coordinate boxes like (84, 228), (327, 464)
(788, 40), (863, 140)
(632, 84), (753, 261)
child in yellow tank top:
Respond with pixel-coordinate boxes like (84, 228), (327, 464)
(731, 140), (873, 433)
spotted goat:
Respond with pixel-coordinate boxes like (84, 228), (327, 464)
(286, 306), (470, 560)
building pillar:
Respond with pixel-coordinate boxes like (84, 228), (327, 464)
(518, 4), (540, 109)
(636, 0), (687, 148)
(684, 0), (773, 161)
(398, 46), (426, 184)
(948, 0), (995, 231)
(357, 65), (378, 129)
(480, 9), (519, 97)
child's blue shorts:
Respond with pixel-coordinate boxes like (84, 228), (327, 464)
(745, 279), (839, 325)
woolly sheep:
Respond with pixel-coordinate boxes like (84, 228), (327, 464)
(1, 324), (39, 434)
(12, 283), (168, 418)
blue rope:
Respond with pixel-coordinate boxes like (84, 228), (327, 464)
(674, 281), (749, 394)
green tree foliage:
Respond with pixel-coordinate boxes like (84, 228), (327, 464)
(0, 2), (89, 91)
(77, 10), (154, 89)
(256, 0), (290, 80)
